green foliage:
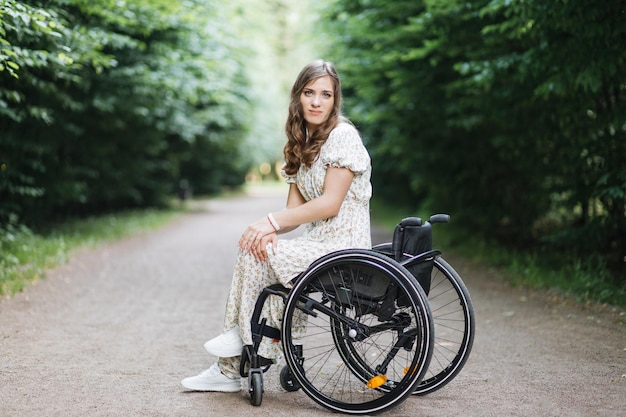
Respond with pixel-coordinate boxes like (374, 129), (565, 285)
(0, 0), (253, 227)
(322, 0), (626, 285)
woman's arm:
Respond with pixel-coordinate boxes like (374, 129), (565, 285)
(239, 167), (354, 257)
(273, 167), (354, 229)
(273, 183), (307, 234)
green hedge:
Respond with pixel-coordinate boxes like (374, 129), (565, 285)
(322, 0), (625, 283)
(0, 0), (252, 227)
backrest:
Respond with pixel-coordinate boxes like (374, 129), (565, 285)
(392, 218), (434, 295)
(392, 224), (432, 261)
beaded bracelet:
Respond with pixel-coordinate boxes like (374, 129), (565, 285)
(267, 212), (280, 232)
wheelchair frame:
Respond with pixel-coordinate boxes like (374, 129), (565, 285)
(239, 215), (475, 414)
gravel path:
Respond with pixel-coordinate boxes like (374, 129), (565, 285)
(1, 189), (624, 417)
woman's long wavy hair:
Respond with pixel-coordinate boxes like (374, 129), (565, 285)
(283, 60), (348, 176)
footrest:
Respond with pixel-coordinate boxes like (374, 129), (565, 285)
(239, 345), (275, 378)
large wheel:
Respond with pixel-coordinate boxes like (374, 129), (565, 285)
(413, 257), (474, 394)
(281, 250), (433, 415)
(373, 244), (475, 395)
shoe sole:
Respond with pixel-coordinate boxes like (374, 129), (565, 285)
(181, 382), (241, 393)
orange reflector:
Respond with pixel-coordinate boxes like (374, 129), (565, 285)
(366, 374), (387, 389)
(404, 366), (416, 376)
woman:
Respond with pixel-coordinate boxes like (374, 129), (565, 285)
(182, 60), (372, 392)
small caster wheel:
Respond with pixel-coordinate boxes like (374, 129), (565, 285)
(249, 372), (263, 406)
(280, 366), (301, 392)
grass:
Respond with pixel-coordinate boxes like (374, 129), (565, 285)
(370, 197), (626, 310)
(0, 208), (181, 296)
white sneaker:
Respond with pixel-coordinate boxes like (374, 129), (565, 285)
(181, 363), (241, 392)
(203, 327), (243, 357)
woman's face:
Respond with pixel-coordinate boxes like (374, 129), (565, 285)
(300, 75), (335, 132)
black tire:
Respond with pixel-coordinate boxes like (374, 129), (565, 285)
(281, 249), (433, 415)
(413, 257), (474, 394)
(279, 366), (301, 392)
(249, 373), (263, 406)
(373, 244), (475, 395)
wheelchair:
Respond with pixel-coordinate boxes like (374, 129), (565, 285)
(239, 215), (475, 414)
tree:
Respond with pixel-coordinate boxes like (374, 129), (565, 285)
(0, 0), (253, 226)
(321, 0), (625, 274)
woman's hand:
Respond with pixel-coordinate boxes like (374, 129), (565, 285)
(238, 216), (276, 255)
(250, 233), (278, 262)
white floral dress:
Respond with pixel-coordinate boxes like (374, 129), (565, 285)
(218, 122), (371, 378)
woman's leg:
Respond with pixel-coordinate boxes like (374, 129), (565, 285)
(223, 250), (282, 343)
(218, 240), (333, 377)
(218, 249), (283, 377)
